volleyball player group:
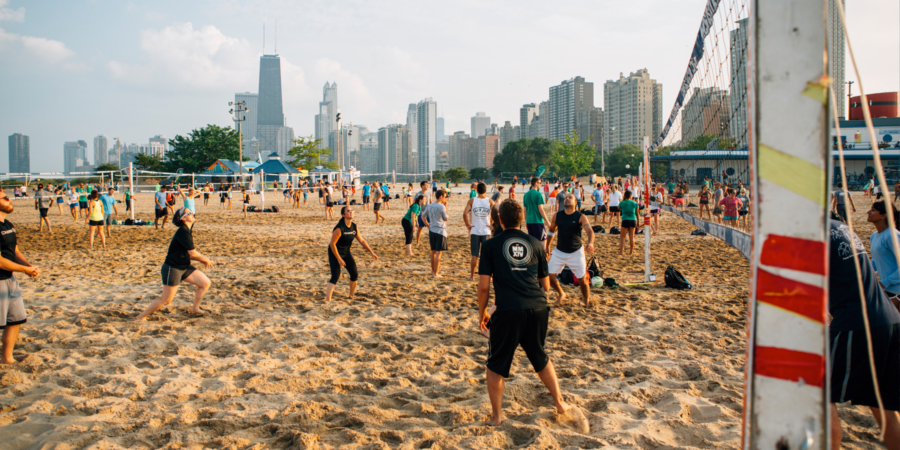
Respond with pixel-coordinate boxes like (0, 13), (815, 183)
(3, 177), (900, 438)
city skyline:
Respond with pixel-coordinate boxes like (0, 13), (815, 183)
(0, 0), (896, 172)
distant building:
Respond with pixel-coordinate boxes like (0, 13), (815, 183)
(471, 112), (491, 139)
(730, 18), (749, 148)
(519, 104), (538, 139)
(149, 135), (169, 157)
(234, 92), (259, 159)
(359, 133), (379, 174)
(436, 148), (450, 172)
(827, 0), (846, 118)
(377, 124), (410, 174)
(417, 98), (438, 174)
(499, 122), (517, 152)
(436, 116), (446, 142)
(406, 104), (417, 161)
(449, 131), (468, 168)
(64, 141), (87, 174)
(93, 135), (108, 166)
(477, 135), (499, 170)
(526, 102), (549, 139)
(681, 87), (732, 143)
(315, 82), (339, 156)
(604, 69), (663, 151)
(549, 76), (594, 142)
(8, 133), (30, 173)
(459, 136), (478, 170)
(257, 54), (288, 157)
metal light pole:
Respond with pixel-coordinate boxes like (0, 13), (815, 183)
(230, 101), (249, 185)
(846, 80), (855, 118)
(336, 112), (342, 170)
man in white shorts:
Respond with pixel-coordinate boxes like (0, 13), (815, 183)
(547, 194), (595, 307)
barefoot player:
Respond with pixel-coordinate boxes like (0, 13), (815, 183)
(0, 190), (40, 364)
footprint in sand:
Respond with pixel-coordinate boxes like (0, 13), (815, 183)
(556, 406), (590, 434)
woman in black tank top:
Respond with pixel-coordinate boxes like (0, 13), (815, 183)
(326, 206), (379, 302)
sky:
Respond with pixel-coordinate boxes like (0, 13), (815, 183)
(1, 0), (897, 173)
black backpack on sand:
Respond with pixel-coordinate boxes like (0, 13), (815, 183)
(691, 229), (707, 236)
(592, 225), (605, 234)
(665, 265), (693, 290)
(609, 226), (620, 235)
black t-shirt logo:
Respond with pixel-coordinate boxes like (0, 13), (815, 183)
(503, 237), (532, 267)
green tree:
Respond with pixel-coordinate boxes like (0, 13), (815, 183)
(134, 153), (165, 172)
(166, 124), (241, 173)
(94, 163), (120, 172)
(432, 170), (446, 181)
(469, 167), (490, 180)
(552, 130), (594, 177)
(491, 138), (554, 177)
(287, 135), (338, 170)
(445, 167), (469, 185)
(603, 144), (643, 178)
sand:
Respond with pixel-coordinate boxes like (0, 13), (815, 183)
(0, 188), (887, 449)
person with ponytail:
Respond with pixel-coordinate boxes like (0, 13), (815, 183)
(868, 200), (900, 310)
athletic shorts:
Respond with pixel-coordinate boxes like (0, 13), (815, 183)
(830, 324), (900, 410)
(79, 201), (88, 209)
(161, 263), (197, 287)
(674, 198), (685, 206)
(204, 193), (210, 199)
(69, 203), (77, 209)
(327, 201), (334, 208)
(486, 307), (550, 378)
(526, 223), (547, 241)
(724, 216), (738, 221)
(383, 196), (390, 202)
(548, 247), (587, 278)
(167, 199), (176, 206)
(363, 195), (370, 204)
(836, 205), (848, 222)
(651, 209), (659, 215)
(56, 197), (63, 204)
(700, 200), (709, 205)
(155, 208), (168, 218)
(39, 208), (48, 218)
(739, 210), (749, 216)
(0, 276), (26, 330)
(418, 215), (426, 228)
(89, 219), (104, 226)
(609, 206), (620, 213)
(373, 203), (381, 211)
(470, 234), (489, 257)
(621, 219), (637, 229)
(104, 214), (113, 225)
(593, 205), (606, 214)
(429, 231), (448, 252)
(548, 197), (557, 206)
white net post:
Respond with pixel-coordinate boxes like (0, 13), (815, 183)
(643, 136), (652, 282)
(128, 163), (135, 222)
(260, 169), (265, 209)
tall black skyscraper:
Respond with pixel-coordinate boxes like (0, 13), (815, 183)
(257, 55), (286, 156)
(8, 133), (30, 173)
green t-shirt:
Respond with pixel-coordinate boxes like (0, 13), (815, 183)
(619, 199), (639, 221)
(523, 189), (546, 224)
(403, 203), (420, 222)
(446, 181), (450, 189)
(667, 182), (675, 192)
(76, 188), (87, 202)
(125, 190), (132, 202)
(469, 190), (477, 198)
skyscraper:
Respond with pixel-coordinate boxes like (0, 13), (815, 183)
(377, 124), (410, 174)
(94, 135), (108, 166)
(417, 98), (437, 174)
(8, 134), (29, 173)
(315, 82), (339, 156)
(360, 133), (378, 174)
(471, 112), (491, 139)
(549, 76), (594, 142)
(477, 135), (499, 170)
(436, 116), (446, 142)
(63, 141), (86, 174)
(449, 131), (468, 168)
(520, 104), (538, 139)
(234, 92), (259, 159)
(603, 69), (663, 151)
(681, 87), (732, 142)
(257, 54), (287, 157)
(406, 104), (417, 160)
(827, 0), (846, 118)
(499, 121), (517, 152)
(730, 18), (749, 148)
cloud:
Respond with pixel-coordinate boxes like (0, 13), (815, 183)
(0, 27), (82, 70)
(0, 0), (24, 22)
(312, 58), (376, 114)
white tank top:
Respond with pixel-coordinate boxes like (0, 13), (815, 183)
(470, 197), (492, 236)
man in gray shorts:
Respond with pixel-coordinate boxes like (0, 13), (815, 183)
(0, 188), (40, 364)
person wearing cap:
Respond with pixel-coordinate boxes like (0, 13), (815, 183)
(136, 207), (214, 321)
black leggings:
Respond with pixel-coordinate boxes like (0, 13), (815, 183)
(328, 250), (358, 284)
(402, 218), (414, 245)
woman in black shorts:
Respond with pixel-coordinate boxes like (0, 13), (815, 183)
(241, 188), (251, 219)
(325, 206), (378, 302)
(135, 207), (214, 321)
(698, 185), (711, 220)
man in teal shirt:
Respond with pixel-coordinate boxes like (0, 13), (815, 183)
(99, 187), (119, 238)
(523, 177), (552, 252)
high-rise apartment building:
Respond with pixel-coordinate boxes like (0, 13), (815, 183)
(603, 69), (663, 151)
(449, 131), (468, 168)
(406, 104), (417, 160)
(93, 135), (108, 166)
(377, 124), (410, 174)
(520, 104), (538, 139)
(149, 135), (168, 157)
(525, 101), (550, 140)
(499, 122), (517, 152)
(416, 98), (437, 174)
(359, 133), (378, 175)
(549, 76), (594, 142)
(436, 141), (450, 171)
(234, 92), (259, 159)
(729, 18), (749, 148)
(476, 135), (499, 170)
(471, 112), (491, 139)
(257, 54), (288, 157)
(681, 87), (732, 143)
(63, 141), (86, 174)
(827, 0), (846, 118)
(589, 107), (604, 153)
(8, 134), (29, 173)
(459, 136), (478, 170)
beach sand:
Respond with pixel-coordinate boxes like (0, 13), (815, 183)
(0, 189), (887, 449)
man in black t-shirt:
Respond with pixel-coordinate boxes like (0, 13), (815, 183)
(477, 199), (587, 431)
(0, 188), (39, 364)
